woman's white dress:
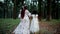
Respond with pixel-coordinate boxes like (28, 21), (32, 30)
(30, 14), (39, 33)
(13, 10), (31, 34)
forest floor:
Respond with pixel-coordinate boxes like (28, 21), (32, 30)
(39, 19), (60, 34)
(0, 19), (60, 34)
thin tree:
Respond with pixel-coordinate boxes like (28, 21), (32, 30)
(51, 0), (56, 19)
(13, 0), (17, 19)
(56, 0), (59, 19)
(46, 0), (52, 21)
(38, 0), (42, 21)
(4, 0), (9, 18)
(13, 0), (24, 19)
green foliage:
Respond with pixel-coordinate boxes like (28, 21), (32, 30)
(43, 19), (60, 25)
(0, 18), (20, 34)
(0, 19), (60, 34)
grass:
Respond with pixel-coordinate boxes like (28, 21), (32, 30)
(0, 18), (20, 34)
(41, 19), (60, 25)
(0, 18), (60, 34)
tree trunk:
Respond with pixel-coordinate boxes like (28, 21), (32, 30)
(46, 0), (52, 21)
(13, 0), (17, 19)
(5, 0), (9, 18)
(4, 5), (5, 18)
(51, 0), (56, 19)
(38, 0), (42, 21)
(52, 0), (59, 19)
(21, 0), (24, 6)
(55, 0), (59, 19)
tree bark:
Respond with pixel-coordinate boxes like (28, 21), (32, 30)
(38, 0), (42, 21)
(55, 0), (59, 19)
(46, 0), (52, 21)
(13, 0), (17, 19)
(52, 0), (56, 19)
(4, 5), (5, 18)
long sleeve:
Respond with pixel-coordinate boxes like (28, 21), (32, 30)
(18, 14), (21, 18)
(18, 9), (22, 18)
(26, 10), (31, 17)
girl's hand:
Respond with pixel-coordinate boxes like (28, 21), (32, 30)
(29, 16), (32, 20)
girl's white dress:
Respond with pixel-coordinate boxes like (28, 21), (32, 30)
(13, 10), (31, 34)
(30, 14), (39, 33)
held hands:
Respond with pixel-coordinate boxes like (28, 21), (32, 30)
(29, 16), (32, 20)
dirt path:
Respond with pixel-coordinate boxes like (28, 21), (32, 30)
(11, 21), (60, 34)
(39, 21), (60, 34)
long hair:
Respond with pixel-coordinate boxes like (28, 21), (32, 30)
(21, 6), (27, 19)
(21, 8), (25, 19)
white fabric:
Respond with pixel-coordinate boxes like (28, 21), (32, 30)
(18, 14), (21, 18)
(30, 14), (39, 33)
(13, 10), (31, 34)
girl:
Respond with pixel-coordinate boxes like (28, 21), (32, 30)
(12, 6), (31, 34)
(30, 10), (39, 34)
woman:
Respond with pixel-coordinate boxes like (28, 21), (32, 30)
(13, 6), (31, 34)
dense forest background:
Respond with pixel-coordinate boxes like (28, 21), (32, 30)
(0, 0), (60, 34)
(0, 0), (60, 20)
